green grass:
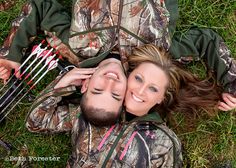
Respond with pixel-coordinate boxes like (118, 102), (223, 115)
(177, 0), (236, 56)
(0, 0), (236, 167)
(175, 0), (236, 167)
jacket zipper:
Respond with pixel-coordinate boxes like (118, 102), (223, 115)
(101, 124), (127, 168)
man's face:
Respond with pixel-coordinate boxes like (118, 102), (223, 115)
(81, 58), (127, 115)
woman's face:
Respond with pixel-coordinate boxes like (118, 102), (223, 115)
(125, 62), (169, 116)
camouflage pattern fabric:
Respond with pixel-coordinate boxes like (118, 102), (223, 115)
(69, 0), (171, 65)
(26, 76), (78, 133)
(218, 41), (236, 95)
(0, 0), (16, 11)
(68, 118), (182, 167)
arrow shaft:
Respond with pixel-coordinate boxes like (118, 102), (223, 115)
(0, 81), (23, 107)
(0, 86), (27, 122)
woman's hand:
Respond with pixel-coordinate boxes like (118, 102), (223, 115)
(54, 67), (97, 89)
(217, 93), (236, 111)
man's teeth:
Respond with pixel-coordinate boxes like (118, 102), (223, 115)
(106, 72), (118, 79)
(132, 93), (143, 102)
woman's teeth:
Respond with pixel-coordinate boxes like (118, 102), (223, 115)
(132, 93), (143, 102)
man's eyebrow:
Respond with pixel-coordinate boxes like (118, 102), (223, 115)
(94, 88), (103, 91)
(91, 91), (102, 95)
(91, 88), (103, 94)
(91, 91), (121, 101)
(112, 95), (122, 101)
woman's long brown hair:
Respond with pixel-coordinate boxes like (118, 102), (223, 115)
(128, 44), (221, 118)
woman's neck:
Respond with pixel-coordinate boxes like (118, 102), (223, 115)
(125, 112), (138, 121)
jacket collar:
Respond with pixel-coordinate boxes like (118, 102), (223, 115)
(121, 111), (164, 125)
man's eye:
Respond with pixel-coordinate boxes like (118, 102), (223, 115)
(135, 75), (142, 82)
(149, 86), (158, 92)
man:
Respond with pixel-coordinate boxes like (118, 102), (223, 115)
(27, 53), (127, 130)
(0, 0), (235, 111)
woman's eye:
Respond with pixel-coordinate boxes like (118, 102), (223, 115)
(135, 75), (142, 82)
(149, 86), (158, 92)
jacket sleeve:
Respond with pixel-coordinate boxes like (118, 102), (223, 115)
(25, 77), (80, 134)
(6, 0), (70, 63)
(170, 28), (236, 95)
(150, 125), (183, 167)
(165, 0), (179, 37)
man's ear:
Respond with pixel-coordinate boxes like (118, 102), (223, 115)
(81, 78), (89, 93)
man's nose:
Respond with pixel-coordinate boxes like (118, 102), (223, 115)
(105, 77), (117, 90)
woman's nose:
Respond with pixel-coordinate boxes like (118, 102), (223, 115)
(137, 85), (146, 95)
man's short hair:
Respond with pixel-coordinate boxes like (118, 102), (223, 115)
(80, 94), (122, 126)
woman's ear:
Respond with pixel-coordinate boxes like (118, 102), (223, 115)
(81, 79), (89, 93)
(157, 96), (165, 104)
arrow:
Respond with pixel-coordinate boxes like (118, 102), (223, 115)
(0, 55), (60, 122)
(0, 47), (53, 107)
